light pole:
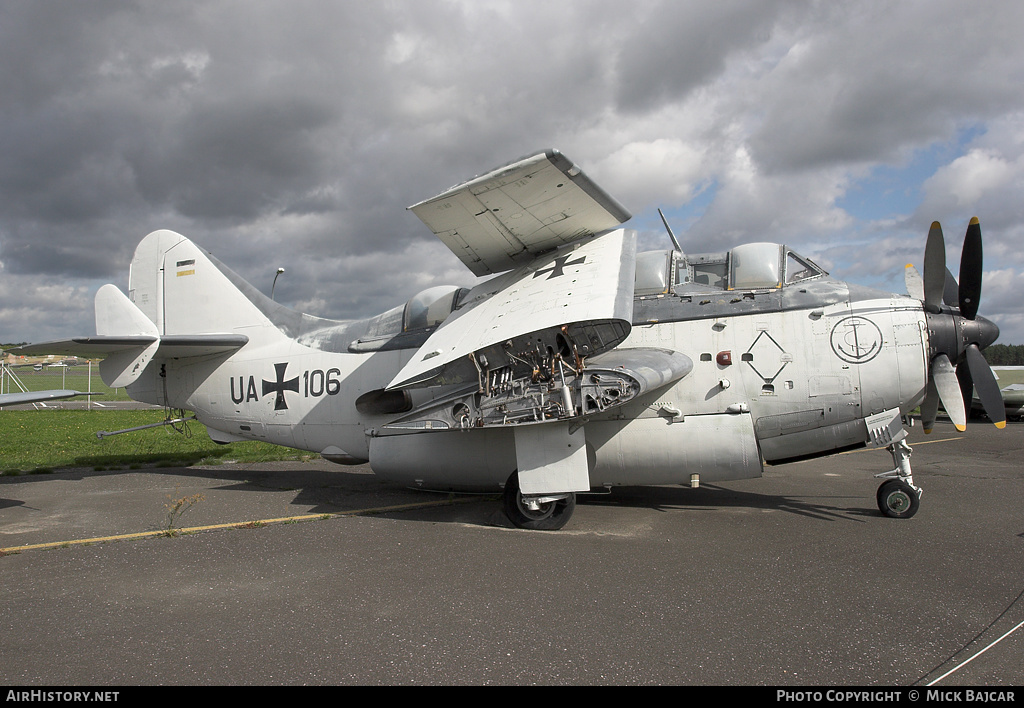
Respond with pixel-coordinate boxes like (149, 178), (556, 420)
(271, 267), (285, 301)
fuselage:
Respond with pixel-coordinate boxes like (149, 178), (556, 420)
(129, 247), (931, 493)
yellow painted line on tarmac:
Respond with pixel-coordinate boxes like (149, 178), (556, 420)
(0, 496), (482, 555)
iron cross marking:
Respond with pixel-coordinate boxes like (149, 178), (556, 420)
(262, 362), (300, 410)
(533, 254), (586, 280)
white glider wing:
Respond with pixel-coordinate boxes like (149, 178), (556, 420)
(409, 149), (631, 277)
(0, 390), (101, 407)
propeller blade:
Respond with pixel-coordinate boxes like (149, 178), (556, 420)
(923, 221), (946, 313)
(965, 343), (1006, 428)
(920, 377), (939, 434)
(905, 264), (924, 300)
(932, 353), (967, 431)
(958, 217), (983, 320)
(944, 267), (959, 307)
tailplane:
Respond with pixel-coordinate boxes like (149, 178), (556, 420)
(17, 230), (277, 387)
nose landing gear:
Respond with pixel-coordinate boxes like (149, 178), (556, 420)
(875, 439), (922, 519)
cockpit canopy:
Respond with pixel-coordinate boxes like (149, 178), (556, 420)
(634, 243), (826, 296)
(403, 285), (467, 331)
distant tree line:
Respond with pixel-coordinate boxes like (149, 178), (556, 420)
(983, 344), (1024, 365)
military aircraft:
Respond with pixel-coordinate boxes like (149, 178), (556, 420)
(15, 149), (1004, 529)
(967, 366), (1024, 421)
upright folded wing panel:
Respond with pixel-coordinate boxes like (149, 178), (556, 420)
(408, 149), (631, 277)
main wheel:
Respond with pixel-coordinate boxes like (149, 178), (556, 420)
(502, 472), (576, 530)
(876, 479), (920, 519)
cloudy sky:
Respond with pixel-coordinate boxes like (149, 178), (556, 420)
(3, 0), (1024, 347)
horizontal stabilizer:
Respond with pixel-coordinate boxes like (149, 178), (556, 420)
(15, 334), (248, 359)
(156, 334), (251, 357)
(16, 332), (248, 388)
(409, 149), (631, 276)
(15, 336), (158, 358)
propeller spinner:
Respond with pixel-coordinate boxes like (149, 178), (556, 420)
(910, 218), (1004, 432)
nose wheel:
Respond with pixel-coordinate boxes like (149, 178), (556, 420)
(875, 439), (922, 519)
(876, 479), (921, 518)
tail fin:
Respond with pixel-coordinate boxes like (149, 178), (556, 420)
(18, 230), (272, 389)
(129, 230), (276, 337)
(128, 230), (338, 341)
(94, 229), (274, 387)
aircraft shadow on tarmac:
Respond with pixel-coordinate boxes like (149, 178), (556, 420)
(584, 484), (874, 522)
(0, 464), (457, 518)
(2, 465), (879, 531)
(381, 483), (877, 528)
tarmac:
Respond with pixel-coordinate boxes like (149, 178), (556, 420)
(1, 418), (1022, 686)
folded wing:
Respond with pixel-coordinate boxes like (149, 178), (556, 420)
(409, 149), (631, 277)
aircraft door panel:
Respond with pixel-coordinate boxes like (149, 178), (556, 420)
(837, 301), (925, 416)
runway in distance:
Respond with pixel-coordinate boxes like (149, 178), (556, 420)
(15, 149), (1005, 529)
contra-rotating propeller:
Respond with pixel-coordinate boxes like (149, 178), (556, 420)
(905, 218), (1004, 432)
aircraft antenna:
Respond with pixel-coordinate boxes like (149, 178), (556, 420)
(658, 209), (683, 253)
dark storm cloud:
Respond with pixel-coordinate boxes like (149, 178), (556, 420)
(129, 96), (338, 220)
(748, 2), (1024, 173)
(614, 0), (794, 111)
(3, 1), (1024, 345)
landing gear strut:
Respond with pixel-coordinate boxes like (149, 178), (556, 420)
(502, 472), (576, 530)
(875, 439), (922, 519)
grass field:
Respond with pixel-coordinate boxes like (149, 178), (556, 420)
(1, 409), (314, 474)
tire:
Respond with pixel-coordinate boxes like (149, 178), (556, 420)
(502, 472), (576, 530)
(876, 479), (920, 519)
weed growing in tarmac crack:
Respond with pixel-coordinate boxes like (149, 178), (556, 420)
(164, 492), (205, 536)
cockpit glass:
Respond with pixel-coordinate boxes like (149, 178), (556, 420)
(403, 285), (462, 331)
(785, 251), (825, 283)
(691, 261), (728, 289)
(730, 243), (781, 290)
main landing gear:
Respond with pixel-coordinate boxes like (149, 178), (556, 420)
(875, 439), (922, 519)
(502, 472), (576, 530)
